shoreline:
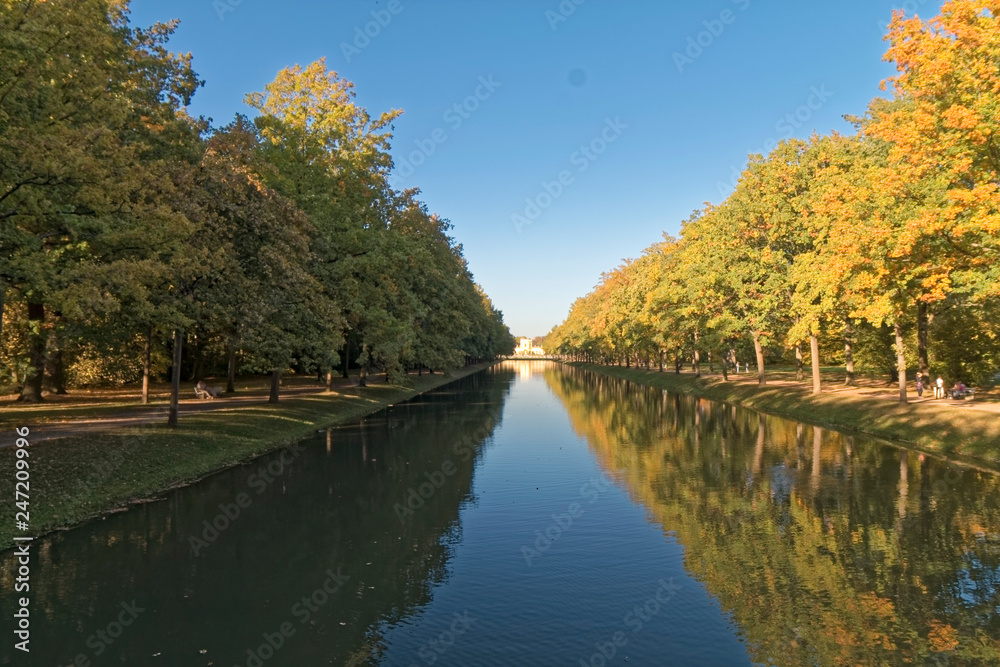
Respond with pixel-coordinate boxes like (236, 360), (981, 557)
(1, 364), (491, 551)
(568, 362), (1000, 470)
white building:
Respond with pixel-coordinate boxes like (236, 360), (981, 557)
(514, 338), (545, 356)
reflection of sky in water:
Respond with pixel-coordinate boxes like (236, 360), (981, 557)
(769, 463), (796, 505)
(955, 553), (1000, 608)
(498, 359), (558, 383)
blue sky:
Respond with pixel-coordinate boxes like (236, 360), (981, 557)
(130, 0), (942, 337)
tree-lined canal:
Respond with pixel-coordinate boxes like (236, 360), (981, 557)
(3, 361), (999, 665)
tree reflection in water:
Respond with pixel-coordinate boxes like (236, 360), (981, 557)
(544, 365), (1000, 666)
(0, 369), (515, 666)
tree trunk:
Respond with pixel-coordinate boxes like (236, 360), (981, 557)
(810, 333), (822, 395)
(795, 342), (804, 381)
(811, 426), (822, 493)
(720, 349), (729, 381)
(0, 285), (5, 349)
(674, 352), (682, 374)
(341, 340), (350, 379)
(142, 327), (152, 404)
(269, 368), (280, 403)
(168, 329), (182, 427)
(226, 339), (237, 394)
(693, 330), (701, 377)
(325, 370), (334, 392)
(917, 300), (930, 378)
(844, 317), (855, 386)
(795, 423), (805, 468)
(753, 333), (766, 387)
(50, 334), (67, 394)
(754, 414), (765, 475)
(358, 343), (368, 387)
(894, 321), (907, 404)
(897, 450), (909, 521)
(18, 302), (46, 402)
(188, 335), (201, 382)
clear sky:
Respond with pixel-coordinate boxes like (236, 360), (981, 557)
(130, 0), (942, 338)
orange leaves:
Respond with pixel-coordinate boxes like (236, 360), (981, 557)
(553, 0), (1000, 367)
(927, 620), (961, 652)
(861, 0), (1000, 311)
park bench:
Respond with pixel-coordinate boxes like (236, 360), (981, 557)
(194, 383), (220, 399)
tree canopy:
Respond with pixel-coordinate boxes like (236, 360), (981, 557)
(546, 0), (1000, 401)
(0, 0), (514, 409)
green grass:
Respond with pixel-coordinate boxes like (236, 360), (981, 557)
(569, 362), (1000, 466)
(0, 366), (488, 550)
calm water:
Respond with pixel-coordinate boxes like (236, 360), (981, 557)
(2, 361), (999, 666)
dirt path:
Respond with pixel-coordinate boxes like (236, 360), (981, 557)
(727, 369), (1000, 414)
(0, 374), (403, 445)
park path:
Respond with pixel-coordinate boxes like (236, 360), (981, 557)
(1, 381), (360, 446)
(724, 368), (1000, 412)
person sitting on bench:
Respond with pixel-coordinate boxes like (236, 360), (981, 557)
(951, 380), (973, 399)
(194, 380), (219, 399)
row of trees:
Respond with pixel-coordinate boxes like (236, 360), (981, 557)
(546, 0), (1000, 402)
(0, 0), (514, 414)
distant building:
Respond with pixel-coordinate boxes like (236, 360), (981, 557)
(514, 337), (545, 356)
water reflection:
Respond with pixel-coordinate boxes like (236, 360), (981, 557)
(3, 363), (999, 666)
(544, 365), (1000, 665)
(0, 369), (515, 666)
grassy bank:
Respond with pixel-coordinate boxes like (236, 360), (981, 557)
(0, 365), (489, 549)
(569, 362), (1000, 466)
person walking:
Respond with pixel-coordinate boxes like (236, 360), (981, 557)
(935, 376), (945, 399)
(916, 373), (924, 398)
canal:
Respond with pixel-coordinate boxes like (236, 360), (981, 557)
(2, 361), (999, 665)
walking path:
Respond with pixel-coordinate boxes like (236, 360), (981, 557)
(0, 374), (410, 445)
(720, 367), (1000, 414)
